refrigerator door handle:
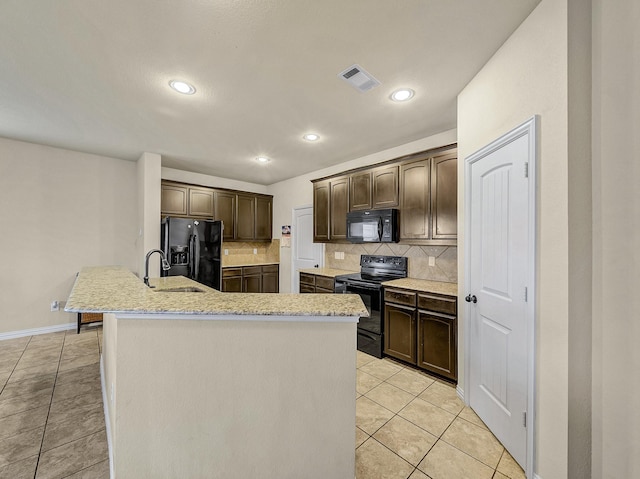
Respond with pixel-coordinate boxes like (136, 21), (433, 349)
(188, 234), (195, 279)
(193, 231), (201, 281)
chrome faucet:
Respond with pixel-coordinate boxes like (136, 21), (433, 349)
(144, 249), (171, 287)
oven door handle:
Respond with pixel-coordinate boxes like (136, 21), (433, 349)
(345, 281), (381, 291)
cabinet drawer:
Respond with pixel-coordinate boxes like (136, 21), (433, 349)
(418, 293), (457, 315)
(315, 287), (334, 294)
(299, 273), (316, 286)
(384, 288), (417, 307)
(262, 264), (279, 274)
(243, 266), (262, 276)
(315, 276), (335, 291)
(222, 268), (242, 278)
(300, 283), (316, 293)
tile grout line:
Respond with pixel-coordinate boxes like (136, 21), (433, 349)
(32, 333), (68, 479)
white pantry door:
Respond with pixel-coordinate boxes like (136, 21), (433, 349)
(291, 205), (323, 293)
(465, 118), (536, 474)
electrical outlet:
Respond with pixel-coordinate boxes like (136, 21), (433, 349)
(334, 252), (340, 259)
(428, 256), (436, 267)
(224, 249), (229, 255)
(253, 248), (257, 254)
(50, 300), (59, 312)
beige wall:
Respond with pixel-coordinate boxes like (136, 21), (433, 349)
(268, 129), (457, 293)
(457, 1), (570, 477)
(591, 0), (640, 477)
(0, 138), (138, 335)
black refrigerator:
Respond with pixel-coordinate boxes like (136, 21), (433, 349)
(161, 217), (223, 291)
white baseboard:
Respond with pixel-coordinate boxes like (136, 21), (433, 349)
(100, 355), (114, 479)
(0, 322), (75, 341)
(456, 384), (464, 402)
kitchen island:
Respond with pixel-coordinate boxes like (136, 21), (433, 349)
(66, 266), (366, 479)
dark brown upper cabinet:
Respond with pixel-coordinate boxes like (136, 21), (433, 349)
(161, 180), (272, 242)
(214, 190), (236, 241)
(313, 177), (348, 243)
(400, 158), (431, 240)
(188, 187), (214, 217)
(349, 171), (372, 211)
(234, 193), (272, 242)
(236, 194), (256, 241)
(349, 165), (399, 211)
(161, 183), (188, 216)
(313, 180), (330, 242)
(311, 144), (456, 245)
(430, 151), (458, 240)
(372, 165), (399, 209)
(162, 182), (213, 218)
(329, 176), (349, 242)
(255, 196), (272, 241)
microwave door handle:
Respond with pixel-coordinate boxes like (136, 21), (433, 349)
(378, 217), (383, 241)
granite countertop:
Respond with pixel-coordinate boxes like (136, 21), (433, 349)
(65, 266), (367, 317)
(382, 278), (458, 297)
(298, 267), (358, 278)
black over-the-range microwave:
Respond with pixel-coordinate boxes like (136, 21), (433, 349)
(346, 209), (399, 243)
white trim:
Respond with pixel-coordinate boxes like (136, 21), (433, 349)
(463, 116), (537, 479)
(533, 475), (542, 479)
(456, 385), (464, 402)
(0, 322), (75, 341)
(100, 355), (115, 479)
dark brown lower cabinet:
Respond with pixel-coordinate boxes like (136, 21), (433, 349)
(384, 287), (457, 381)
(299, 272), (335, 293)
(417, 311), (457, 380)
(222, 265), (279, 293)
(384, 303), (416, 364)
(261, 264), (279, 293)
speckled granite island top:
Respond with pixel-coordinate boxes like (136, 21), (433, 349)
(298, 267), (358, 278)
(65, 266), (367, 318)
(381, 278), (458, 296)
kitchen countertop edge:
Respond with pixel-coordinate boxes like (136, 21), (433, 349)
(65, 266), (367, 319)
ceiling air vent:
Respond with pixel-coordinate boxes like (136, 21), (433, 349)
(338, 64), (380, 93)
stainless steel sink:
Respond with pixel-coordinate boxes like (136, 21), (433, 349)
(154, 287), (205, 293)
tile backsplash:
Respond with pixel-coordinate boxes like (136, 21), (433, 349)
(222, 239), (280, 267)
(325, 243), (457, 283)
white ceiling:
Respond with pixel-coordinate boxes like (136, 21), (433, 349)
(0, 0), (539, 185)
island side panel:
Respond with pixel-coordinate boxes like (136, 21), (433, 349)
(113, 317), (357, 479)
(101, 312), (117, 467)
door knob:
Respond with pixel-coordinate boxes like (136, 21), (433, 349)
(465, 294), (478, 304)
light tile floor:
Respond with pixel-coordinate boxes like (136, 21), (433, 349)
(355, 350), (525, 479)
(0, 327), (108, 479)
(0, 329), (525, 479)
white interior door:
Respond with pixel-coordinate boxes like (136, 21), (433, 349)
(465, 118), (536, 475)
(292, 205), (323, 293)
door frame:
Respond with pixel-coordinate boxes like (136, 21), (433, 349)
(291, 204), (324, 293)
(463, 116), (537, 478)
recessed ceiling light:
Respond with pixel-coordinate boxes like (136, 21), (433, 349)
(303, 133), (320, 142)
(256, 156), (270, 164)
(390, 88), (414, 102)
(169, 80), (196, 95)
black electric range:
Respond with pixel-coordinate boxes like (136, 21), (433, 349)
(335, 255), (408, 358)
